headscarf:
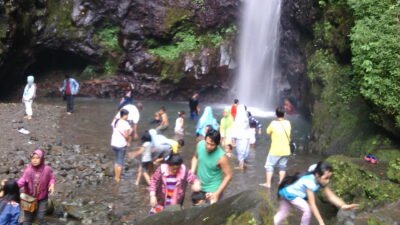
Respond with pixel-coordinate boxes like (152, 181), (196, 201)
(196, 106), (219, 136)
(30, 149), (45, 170)
(232, 104), (251, 139)
(27, 75), (34, 84)
(220, 107), (234, 136)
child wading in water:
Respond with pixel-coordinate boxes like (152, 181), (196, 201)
(274, 161), (358, 225)
(174, 110), (185, 138)
(132, 131), (153, 186)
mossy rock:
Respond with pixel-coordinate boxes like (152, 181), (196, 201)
(164, 7), (193, 33)
(136, 190), (274, 225)
(326, 155), (400, 210)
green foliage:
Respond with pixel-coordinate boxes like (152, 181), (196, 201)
(148, 29), (224, 61)
(164, 7), (191, 32)
(367, 218), (389, 225)
(387, 158), (400, 183)
(97, 27), (122, 53)
(349, 1), (400, 128)
(327, 156), (400, 209)
(47, 0), (75, 32)
(104, 60), (118, 76)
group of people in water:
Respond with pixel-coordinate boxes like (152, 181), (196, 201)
(109, 92), (358, 225)
(7, 78), (358, 225)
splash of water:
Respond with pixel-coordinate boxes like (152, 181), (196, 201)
(235, 0), (282, 110)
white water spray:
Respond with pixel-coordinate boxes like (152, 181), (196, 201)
(235, 0), (282, 110)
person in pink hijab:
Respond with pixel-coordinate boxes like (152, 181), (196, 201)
(18, 149), (56, 225)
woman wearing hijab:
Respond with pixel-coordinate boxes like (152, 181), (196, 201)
(22, 75), (37, 120)
(220, 107), (234, 147)
(232, 105), (251, 170)
(196, 106), (219, 139)
(18, 149), (56, 225)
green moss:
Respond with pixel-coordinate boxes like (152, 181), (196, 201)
(47, 0), (77, 33)
(367, 217), (390, 225)
(96, 26), (122, 53)
(387, 158), (400, 183)
(0, 20), (7, 39)
(164, 7), (192, 32)
(104, 59), (118, 76)
(326, 156), (400, 209)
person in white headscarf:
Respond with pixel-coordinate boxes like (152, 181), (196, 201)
(22, 75), (37, 120)
(231, 104), (251, 170)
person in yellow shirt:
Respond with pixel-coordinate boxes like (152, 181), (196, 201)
(259, 107), (291, 188)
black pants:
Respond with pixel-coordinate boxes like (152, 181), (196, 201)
(23, 198), (48, 225)
(65, 94), (74, 113)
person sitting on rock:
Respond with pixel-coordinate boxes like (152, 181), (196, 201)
(155, 106), (169, 132)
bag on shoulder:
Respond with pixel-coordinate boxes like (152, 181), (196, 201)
(290, 141), (297, 154)
(20, 193), (37, 213)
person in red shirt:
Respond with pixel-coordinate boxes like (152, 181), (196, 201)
(231, 99), (239, 120)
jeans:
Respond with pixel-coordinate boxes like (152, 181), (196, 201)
(23, 198), (48, 225)
(65, 95), (74, 113)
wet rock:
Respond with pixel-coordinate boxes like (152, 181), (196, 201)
(137, 190), (274, 225)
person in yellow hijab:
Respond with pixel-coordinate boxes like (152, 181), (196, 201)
(220, 107), (234, 146)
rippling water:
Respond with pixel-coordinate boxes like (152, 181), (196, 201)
(49, 98), (328, 224)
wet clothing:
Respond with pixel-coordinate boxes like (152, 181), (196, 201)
(266, 119), (291, 156)
(189, 97), (199, 119)
(17, 150), (56, 201)
(149, 164), (198, 207)
(196, 106), (219, 136)
(232, 105), (251, 162)
(196, 140), (225, 193)
(0, 201), (20, 225)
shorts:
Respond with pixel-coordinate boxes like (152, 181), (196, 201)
(141, 161), (152, 172)
(112, 146), (127, 166)
(264, 155), (288, 172)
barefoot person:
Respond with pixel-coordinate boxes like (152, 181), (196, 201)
(22, 75), (36, 120)
(232, 104), (251, 170)
(260, 106), (291, 188)
(110, 109), (132, 182)
(274, 162), (358, 225)
(191, 129), (232, 204)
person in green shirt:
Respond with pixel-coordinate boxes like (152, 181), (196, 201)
(191, 129), (232, 204)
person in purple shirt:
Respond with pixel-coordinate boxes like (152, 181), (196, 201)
(18, 149), (56, 225)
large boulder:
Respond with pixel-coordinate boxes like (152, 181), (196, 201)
(137, 190), (274, 225)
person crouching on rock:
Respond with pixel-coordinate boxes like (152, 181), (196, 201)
(149, 154), (201, 214)
(274, 161), (358, 225)
(17, 149), (56, 225)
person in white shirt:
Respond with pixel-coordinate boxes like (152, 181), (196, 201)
(22, 75), (37, 120)
(113, 102), (143, 140)
(174, 110), (185, 138)
(111, 109), (132, 182)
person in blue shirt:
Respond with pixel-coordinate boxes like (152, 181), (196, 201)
(0, 179), (20, 225)
(60, 75), (79, 114)
(274, 162), (358, 225)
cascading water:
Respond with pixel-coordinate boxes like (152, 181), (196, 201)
(235, 0), (282, 110)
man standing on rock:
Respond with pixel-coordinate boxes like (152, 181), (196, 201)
(60, 75), (79, 115)
(191, 129), (232, 204)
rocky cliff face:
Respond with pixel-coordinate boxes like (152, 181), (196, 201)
(0, 0), (239, 99)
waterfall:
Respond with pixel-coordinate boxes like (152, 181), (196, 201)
(235, 0), (281, 109)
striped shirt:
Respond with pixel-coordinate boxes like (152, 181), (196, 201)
(165, 175), (178, 205)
